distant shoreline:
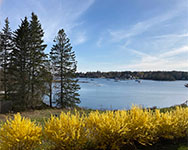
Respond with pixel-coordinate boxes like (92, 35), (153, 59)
(76, 71), (188, 81)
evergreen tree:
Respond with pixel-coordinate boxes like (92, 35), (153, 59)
(0, 18), (13, 101)
(50, 29), (80, 108)
(29, 12), (47, 106)
(7, 13), (48, 110)
(10, 17), (31, 109)
(0, 31), (2, 92)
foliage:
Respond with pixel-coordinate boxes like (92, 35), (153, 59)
(125, 106), (157, 145)
(0, 107), (188, 149)
(155, 107), (188, 139)
(0, 113), (42, 150)
(0, 18), (13, 101)
(7, 13), (48, 110)
(10, 17), (31, 109)
(86, 106), (188, 149)
(50, 29), (80, 108)
(86, 110), (129, 150)
(29, 12), (47, 107)
(86, 107), (156, 149)
(44, 111), (88, 150)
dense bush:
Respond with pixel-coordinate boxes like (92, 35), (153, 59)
(0, 113), (42, 150)
(86, 110), (130, 149)
(44, 111), (88, 150)
(155, 107), (188, 139)
(0, 107), (188, 149)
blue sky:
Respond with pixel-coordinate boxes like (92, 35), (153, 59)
(0, 0), (188, 72)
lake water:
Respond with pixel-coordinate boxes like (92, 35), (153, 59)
(44, 78), (188, 110)
(77, 78), (188, 110)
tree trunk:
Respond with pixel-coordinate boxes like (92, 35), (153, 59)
(49, 82), (52, 107)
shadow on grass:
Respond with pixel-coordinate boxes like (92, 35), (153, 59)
(137, 138), (188, 150)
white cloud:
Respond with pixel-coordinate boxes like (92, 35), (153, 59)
(120, 45), (188, 71)
(153, 33), (188, 39)
(107, 1), (188, 72)
(124, 60), (188, 71)
(160, 46), (188, 58)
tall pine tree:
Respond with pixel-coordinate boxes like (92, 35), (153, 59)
(0, 18), (13, 101)
(50, 29), (80, 108)
(10, 17), (31, 109)
(0, 30), (2, 91)
(8, 13), (49, 110)
(29, 12), (47, 106)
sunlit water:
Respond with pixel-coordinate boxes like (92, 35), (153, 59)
(44, 78), (188, 110)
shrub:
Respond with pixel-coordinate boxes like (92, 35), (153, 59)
(86, 106), (157, 149)
(155, 107), (188, 140)
(44, 111), (88, 150)
(0, 106), (188, 150)
(125, 106), (157, 146)
(0, 113), (42, 150)
(86, 110), (129, 150)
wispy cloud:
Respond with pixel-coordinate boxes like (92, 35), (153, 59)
(72, 31), (87, 45)
(104, 0), (188, 71)
(119, 40), (131, 49)
(109, 1), (188, 42)
(160, 46), (188, 58)
(124, 59), (188, 71)
(0, 0), (95, 43)
(96, 37), (103, 47)
(152, 33), (188, 39)
(37, 0), (95, 43)
(120, 45), (188, 71)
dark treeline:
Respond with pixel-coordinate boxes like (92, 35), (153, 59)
(0, 13), (80, 111)
(76, 71), (188, 81)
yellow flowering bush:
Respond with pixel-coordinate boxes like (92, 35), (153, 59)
(86, 106), (158, 149)
(125, 106), (157, 146)
(0, 113), (42, 150)
(85, 106), (188, 149)
(173, 107), (188, 137)
(44, 111), (88, 150)
(86, 110), (129, 150)
(155, 107), (188, 140)
(0, 106), (188, 150)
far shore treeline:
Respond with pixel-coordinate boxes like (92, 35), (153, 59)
(0, 13), (80, 111)
(76, 71), (188, 81)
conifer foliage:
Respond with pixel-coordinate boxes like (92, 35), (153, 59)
(0, 13), (81, 110)
(50, 29), (80, 108)
(0, 18), (13, 101)
(29, 12), (47, 106)
(10, 13), (48, 110)
(10, 17), (31, 108)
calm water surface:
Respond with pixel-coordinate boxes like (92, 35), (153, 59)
(77, 78), (188, 109)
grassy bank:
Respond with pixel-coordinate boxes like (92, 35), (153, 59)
(0, 107), (97, 126)
(0, 103), (186, 124)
